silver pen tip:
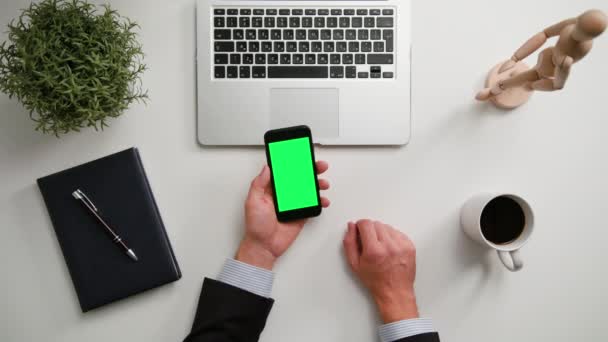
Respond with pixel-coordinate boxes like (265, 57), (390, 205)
(127, 249), (138, 262)
(72, 190), (82, 199)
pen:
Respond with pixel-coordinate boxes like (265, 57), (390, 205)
(72, 189), (139, 262)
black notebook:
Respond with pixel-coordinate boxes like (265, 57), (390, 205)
(37, 148), (181, 312)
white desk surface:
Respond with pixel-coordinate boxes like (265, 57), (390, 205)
(2, 0), (607, 341)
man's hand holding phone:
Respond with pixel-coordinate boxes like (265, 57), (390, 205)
(236, 161), (331, 270)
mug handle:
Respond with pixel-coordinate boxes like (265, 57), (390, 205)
(497, 249), (523, 272)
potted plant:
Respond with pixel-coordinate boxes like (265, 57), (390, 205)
(0, 0), (147, 136)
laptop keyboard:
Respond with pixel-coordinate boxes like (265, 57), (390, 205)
(212, 7), (396, 79)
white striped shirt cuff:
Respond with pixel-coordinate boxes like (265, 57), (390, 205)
(217, 258), (274, 298)
(379, 318), (435, 342)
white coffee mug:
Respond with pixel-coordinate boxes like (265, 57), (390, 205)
(460, 193), (534, 272)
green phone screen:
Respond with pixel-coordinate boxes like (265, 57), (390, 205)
(268, 137), (318, 212)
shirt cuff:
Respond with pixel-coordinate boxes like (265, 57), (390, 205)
(217, 258), (275, 298)
(379, 318), (435, 342)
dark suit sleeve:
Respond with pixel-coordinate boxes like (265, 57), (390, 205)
(184, 278), (274, 342)
(394, 332), (441, 342)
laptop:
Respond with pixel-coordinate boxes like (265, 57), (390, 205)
(196, 0), (411, 145)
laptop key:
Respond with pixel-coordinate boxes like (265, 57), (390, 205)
(214, 9), (225, 15)
(309, 30), (319, 40)
(268, 66), (329, 78)
(324, 41), (335, 52)
(227, 17), (238, 27)
(265, 17), (275, 27)
(255, 54), (266, 64)
(371, 72), (381, 79)
(266, 9), (277, 15)
(252, 17), (263, 27)
(302, 17), (313, 27)
(289, 17), (300, 28)
(292, 9), (303, 15)
(246, 30), (256, 40)
(239, 66), (250, 78)
(214, 54), (228, 64)
(230, 54), (240, 64)
(333, 29), (344, 40)
(346, 29), (356, 40)
(343, 54), (353, 64)
(352, 17), (362, 28)
(262, 41), (272, 52)
(277, 17), (288, 27)
(355, 54), (365, 64)
(227, 66), (238, 78)
(268, 54), (279, 64)
(318, 54), (328, 64)
(306, 54), (316, 64)
(358, 29), (369, 40)
(344, 9), (355, 15)
(371, 29), (381, 40)
(327, 17), (337, 28)
(305, 9), (316, 15)
(296, 29), (307, 40)
(227, 9), (238, 15)
(370, 9), (381, 15)
(214, 29), (231, 40)
(311, 41), (322, 52)
(330, 66), (344, 78)
(215, 66), (225, 78)
(280, 54), (291, 64)
(321, 29), (332, 40)
(314, 17), (325, 28)
(361, 42), (371, 52)
(367, 54), (394, 64)
(248, 42), (259, 52)
(293, 54), (304, 64)
(240, 9), (251, 15)
(331, 9), (342, 15)
(274, 41), (285, 52)
(357, 9), (368, 15)
(377, 17), (393, 28)
(215, 42), (234, 52)
(283, 29), (294, 40)
(233, 29), (244, 40)
(287, 41), (297, 52)
(364, 17), (375, 28)
(373, 42), (384, 52)
(214, 17), (225, 27)
(346, 66), (357, 78)
(279, 9), (290, 15)
(383, 72), (394, 78)
(253, 9), (265, 15)
(383, 29), (394, 52)
(358, 72), (369, 78)
(330, 54), (341, 64)
(336, 42), (347, 52)
(236, 41), (247, 52)
(382, 9), (394, 15)
(271, 29), (281, 40)
(299, 42), (310, 52)
(318, 9), (329, 15)
(339, 17), (350, 28)
(348, 41), (359, 52)
(243, 54), (254, 64)
(239, 17), (250, 28)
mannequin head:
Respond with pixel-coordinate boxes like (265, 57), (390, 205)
(573, 9), (607, 41)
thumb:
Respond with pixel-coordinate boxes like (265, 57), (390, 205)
(249, 165), (271, 196)
(343, 222), (360, 270)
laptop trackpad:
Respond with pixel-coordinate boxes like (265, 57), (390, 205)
(270, 88), (339, 138)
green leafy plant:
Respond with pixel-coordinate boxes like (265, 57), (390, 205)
(0, 0), (147, 136)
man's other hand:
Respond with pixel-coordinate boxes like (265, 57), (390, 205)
(343, 219), (419, 323)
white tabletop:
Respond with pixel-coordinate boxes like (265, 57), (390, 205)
(2, 0), (608, 341)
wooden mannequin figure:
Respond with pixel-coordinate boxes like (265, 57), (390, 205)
(476, 9), (607, 109)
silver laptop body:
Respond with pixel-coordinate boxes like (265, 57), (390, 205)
(196, 0), (411, 145)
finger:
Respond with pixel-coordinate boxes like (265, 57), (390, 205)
(318, 179), (330, 190)
(315, 160), (329, 175)
(321, 197), (331, 208)
(248, 165), (271, 198)
(375, 221), (390, 243)
(356, 219), (379, 250)
(343, 222), (360, 269)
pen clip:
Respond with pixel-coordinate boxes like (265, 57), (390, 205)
(72, 189), (98, 212)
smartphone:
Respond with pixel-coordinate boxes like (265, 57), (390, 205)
(264, 125), (322, 222)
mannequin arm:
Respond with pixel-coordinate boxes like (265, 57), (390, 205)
(499, 18), (577, 73)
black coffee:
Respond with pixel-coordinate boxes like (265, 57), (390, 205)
(480, 196), (526, 245)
